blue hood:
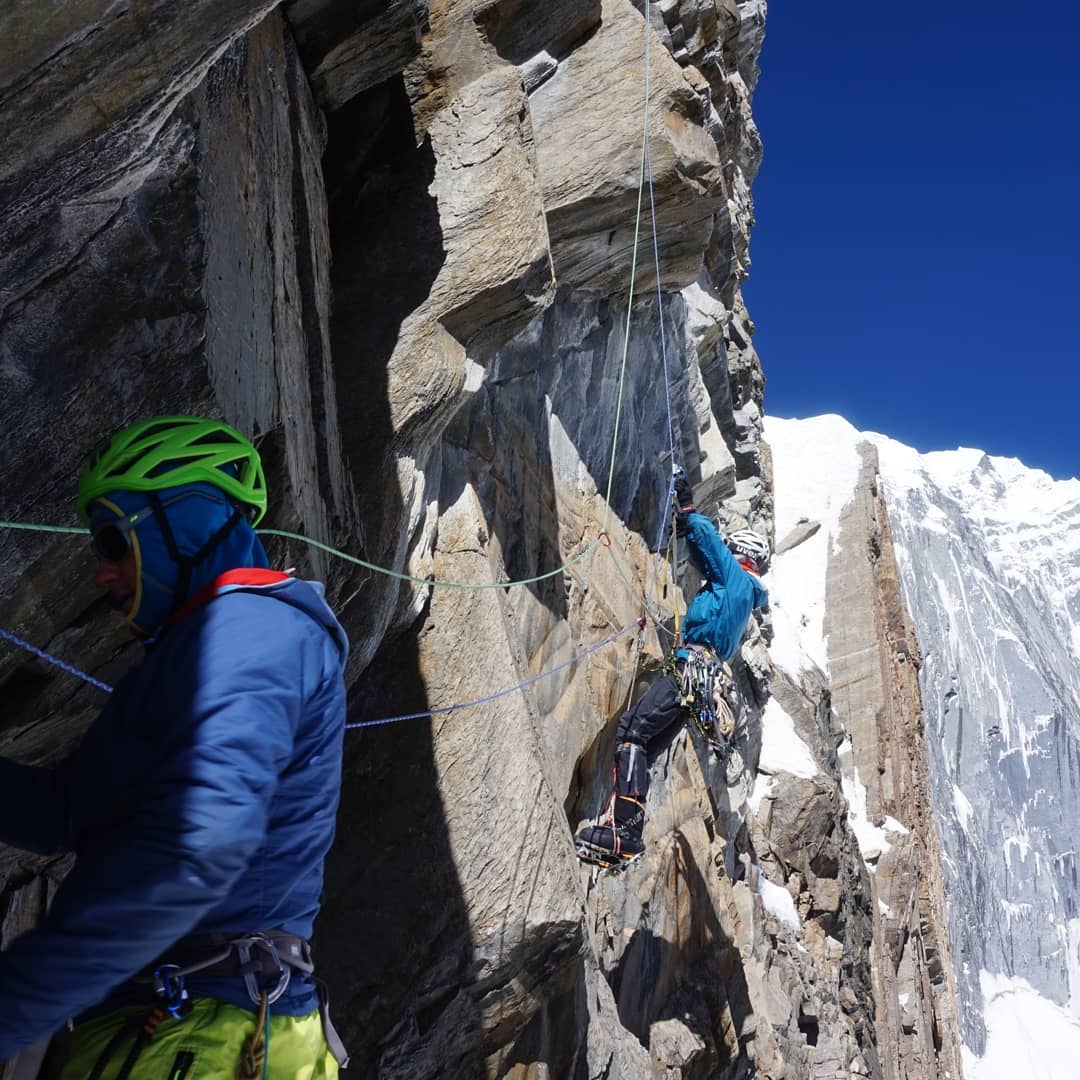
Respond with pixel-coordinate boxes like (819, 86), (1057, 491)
(89, 481), (269, 637)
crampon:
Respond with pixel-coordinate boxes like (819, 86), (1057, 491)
(575, 837), (644, 874)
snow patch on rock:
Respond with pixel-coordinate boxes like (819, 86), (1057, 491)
(763, 414), (863, 675)
(757, 873), (801, 932)
(758, 698), (818, 779)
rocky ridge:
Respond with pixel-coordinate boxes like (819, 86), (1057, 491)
(1, 3), (960, 1076)
(824, 444), (964, 1079)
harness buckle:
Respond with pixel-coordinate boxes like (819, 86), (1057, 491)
(152, 964), (192, 1019)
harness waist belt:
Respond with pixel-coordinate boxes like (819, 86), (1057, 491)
(122, 931), (350, 1068)
(136, 930), (314, 984)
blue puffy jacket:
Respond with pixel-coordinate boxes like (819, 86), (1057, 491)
(679, 512), (768, 660)
(0, 572), (348, 1059)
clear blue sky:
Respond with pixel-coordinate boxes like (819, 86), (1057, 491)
(744, 2), (1079, 480)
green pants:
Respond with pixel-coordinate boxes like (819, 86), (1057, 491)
(47, 998), (339, 1079)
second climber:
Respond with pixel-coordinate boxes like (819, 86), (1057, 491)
(575, 467), (769, 870)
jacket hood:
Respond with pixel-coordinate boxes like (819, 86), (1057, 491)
(224, 575), (350, 665)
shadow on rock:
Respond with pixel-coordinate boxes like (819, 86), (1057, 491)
(323, 75), (445, 655)
(610, 830), (753, 1077)
(316, 613), (480, 1077)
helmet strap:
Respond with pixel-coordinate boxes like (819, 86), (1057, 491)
(146, 491), (245, 614)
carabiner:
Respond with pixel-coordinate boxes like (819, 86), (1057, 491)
(236, 934), (292, 1007)
(152, 964), (191, 1019)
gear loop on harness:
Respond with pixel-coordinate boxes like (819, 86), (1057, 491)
(640, 643), (736, 744)
(678, 644), (738, 747)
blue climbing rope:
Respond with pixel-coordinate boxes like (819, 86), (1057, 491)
(0, 620), (643, 728)
(0, 626), (113, 694)
(346, 621), (642, 729)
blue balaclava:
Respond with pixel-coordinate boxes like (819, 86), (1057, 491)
(90, 480), (269, 637)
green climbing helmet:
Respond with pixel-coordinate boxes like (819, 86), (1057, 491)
(77, 415), (268, 526)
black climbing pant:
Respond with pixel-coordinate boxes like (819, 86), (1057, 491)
(613, 672), (689, 802)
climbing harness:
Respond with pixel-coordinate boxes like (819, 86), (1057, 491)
(678, 645), (737, 744)
(641, 644), (742, 778)
(79, 930), (349, 1073)
(85, 1006), (169, 1080)
(132, 931), (304, 1008)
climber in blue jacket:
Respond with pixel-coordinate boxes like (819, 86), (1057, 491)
(576, 468), (769, 870)
(0, 417), (349, 1075)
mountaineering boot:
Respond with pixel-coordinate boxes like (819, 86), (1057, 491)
(575, 796), (646, 871)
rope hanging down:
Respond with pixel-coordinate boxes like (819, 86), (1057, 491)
(601, 7), (654, 536)
(346, 621), (642, 730)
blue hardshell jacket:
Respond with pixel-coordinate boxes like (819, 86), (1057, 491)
(0, 574), (348, 1059)
(679, 512), (768, 660)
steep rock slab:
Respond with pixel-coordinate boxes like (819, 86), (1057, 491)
(530, 0), (725, 295)
(317, 480), (655, 1076)
(324, 61), (554, 670)
(0, 10), (354, 876)
(0, 0), (280, 309)
(0, 2), (855, 1077)
(824, 442), (964, 1080)
(474, 0), (602, 65)
(195, 18), (355, 578)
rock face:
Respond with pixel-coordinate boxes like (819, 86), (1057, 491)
(869, 437), (1080, 1053)
(0, 2), (961, 1077)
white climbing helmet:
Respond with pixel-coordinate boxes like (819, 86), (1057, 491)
(728, 528), (770, 573)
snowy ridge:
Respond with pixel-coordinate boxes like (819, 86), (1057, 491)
(763, 415), (913, 867)
(766, 414), (863, 675)
(765, 413), (1080, 1077)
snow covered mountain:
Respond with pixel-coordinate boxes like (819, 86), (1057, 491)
(765, 414), (1080, 1080)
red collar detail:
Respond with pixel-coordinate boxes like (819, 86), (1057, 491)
(169, 569), (291, 625)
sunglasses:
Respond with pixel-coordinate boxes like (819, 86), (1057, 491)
(90, 505), (157, 564)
